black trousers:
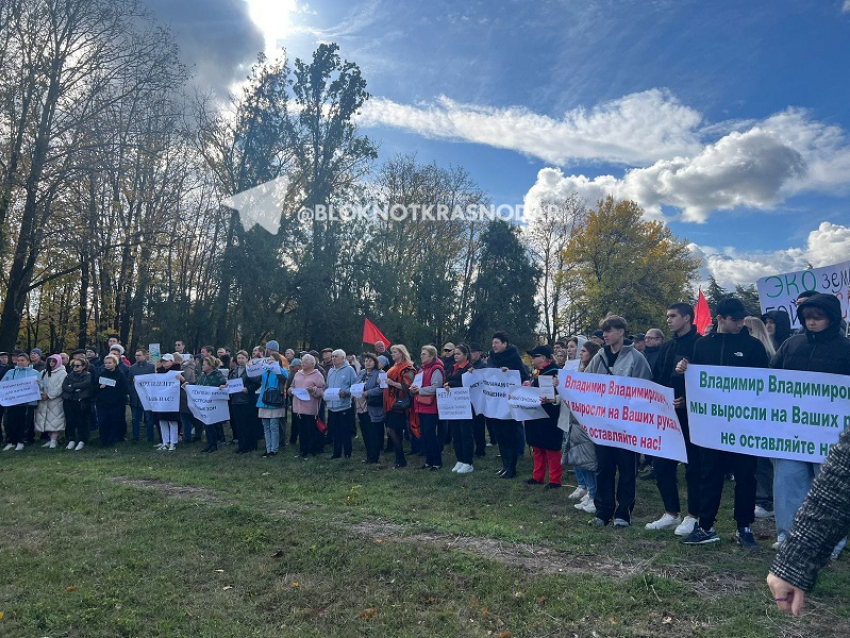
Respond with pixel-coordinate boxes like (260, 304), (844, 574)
(594, 445), (638, 523)
(4, 405), (31, 444)
(64, 400), (89, 443)
(328, 408), (353, 457)
(653, 410), (701, 515)
(294, 413), (317, 457)
(97, 404), (125, 447)
(492, 418), (520, 473)
(697, 446), (757, 530)
(386, 411), (407, 466)
(472, 413), (486, 456)
(358, 412), (384, 463)
(451, 419), (474, 465)
(231, 403), (257, 451)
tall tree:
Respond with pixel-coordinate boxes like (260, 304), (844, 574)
(468, 220), (540, 349)
(562, 197), (700, 334)
(524, 193), (586, 343)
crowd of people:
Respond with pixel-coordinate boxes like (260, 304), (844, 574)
(2, 289), (849, 614)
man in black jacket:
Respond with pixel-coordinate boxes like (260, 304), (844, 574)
(485, 331), (530, 479)
(770, 293), (850, 555)
(680, 297), (769, 550)
(645, 303), (702, 535)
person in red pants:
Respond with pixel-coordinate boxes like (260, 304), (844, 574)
(524, 346), (563, 489)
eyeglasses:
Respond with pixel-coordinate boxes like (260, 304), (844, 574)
(443, 349), (452, 352)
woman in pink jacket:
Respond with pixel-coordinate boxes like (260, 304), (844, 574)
(288, 353), (326, 459)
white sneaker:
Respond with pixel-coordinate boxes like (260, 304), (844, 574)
(674, 515), (699, 536)
(15, 443), (24, 451)
(154, 443), (164, 449)
(613, 518), (630, 528)
(457, 463), (474, 474)
(568, 487), (588, 500)
(167, 443), (176, 451)
(645, 513), (682, 530)
(66, 441), (75, 450)
(42, 441), (52, 448)
(3, 443), (14, 451)
(74, 442), (84, 451)
(574, 494), (590, 510)
(451, 462), (462, 472)
(49, 440), (57, 449)
(754, 505), (774, 519)
(581, 500), (597, 514)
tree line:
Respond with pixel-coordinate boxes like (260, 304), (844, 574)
(0, 0), (698, 357)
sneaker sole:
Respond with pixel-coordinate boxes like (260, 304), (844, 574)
(682, 537), (720, 545)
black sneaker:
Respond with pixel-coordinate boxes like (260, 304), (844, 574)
(544, 483), (562, 490)
(525, 478), (543, 485)
(681, 526), (719, 545)
(735, 527), (760, 552)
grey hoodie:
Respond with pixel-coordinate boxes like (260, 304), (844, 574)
(584, 341), (652, 381)
(326, 361), (358, 412)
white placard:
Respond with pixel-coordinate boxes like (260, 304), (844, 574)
(507, 386), (549, 421)
(0, 377), (41, 406)
(462, 368), (522, 420)
(182, 354), (192, 362)
(323, 388), (341, 402)
(99, 377), (117, 387)
(757, 259), (850, 329)
(437, 387), (473, 420)
(350, 383), (365, 399)
(292, 387), (311, 401)
(264, 360), (282, 375)
(134, 374), (180, 413)
(226, 378), (245, 394)
(537, 375), (555, 400)
(185, 385), (230, 425)
(246, 360), (265, 378)
(685, 364), (850, 462)
(412, 372), (424, 389)
(378, 372), (388, 388)
(558, 369), (687, 463)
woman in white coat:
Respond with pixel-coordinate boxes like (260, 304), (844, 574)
(35, 354), (67, 448)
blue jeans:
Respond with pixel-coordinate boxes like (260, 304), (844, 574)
(131, 405), (156, 441)
(575, 467), (597, 498)
(262, 418), (280, 453)
(774, 458), (846, 555)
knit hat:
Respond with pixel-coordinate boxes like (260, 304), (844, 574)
(30, 347), (43, 356)
(265, 340), (280, 352)
(291, 358), (302, 366)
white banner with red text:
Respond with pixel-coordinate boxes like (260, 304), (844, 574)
(557, 370), (688, 463)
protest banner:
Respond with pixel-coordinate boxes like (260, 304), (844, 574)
(185, 385), (230, 425)
(507, 386), (549, 421)
(462, 368), (522, 420)
(437, 388), (473, 420)
(226, 378), (245, 394)
(134, 374), (180, 413)
(557, 370), (687, 463)
(685, 364), (850, 463)
(0, 377), (41, 406)
(757, 259), (850, 329)
(149, 343), (161, 364)
(537, 375), (555, 400)
(246, 360), (265, 378)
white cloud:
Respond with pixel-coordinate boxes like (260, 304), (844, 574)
(359, 89), (704, 165)
(523, 108), (850, 223)
(843, 0), (850, 14)
(689, 222), (850, 288)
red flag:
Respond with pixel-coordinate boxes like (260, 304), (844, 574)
(362, 318), (391, 347)
(694, 289), (712, 335)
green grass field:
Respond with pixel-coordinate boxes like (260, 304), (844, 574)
(1, 432), (849, 637)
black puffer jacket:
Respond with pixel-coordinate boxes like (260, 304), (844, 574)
(690, 326), (769, 370)
(770, 293), (850, 375)
(525, 362), (562, 451)
(487, 344), (530, 381)
(762, 309), (792, 348)
(653, 326), (701, 400)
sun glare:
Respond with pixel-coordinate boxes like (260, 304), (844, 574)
(246, 0), (297, 53)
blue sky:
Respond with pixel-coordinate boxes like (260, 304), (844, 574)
(171, 0), (850, 288)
